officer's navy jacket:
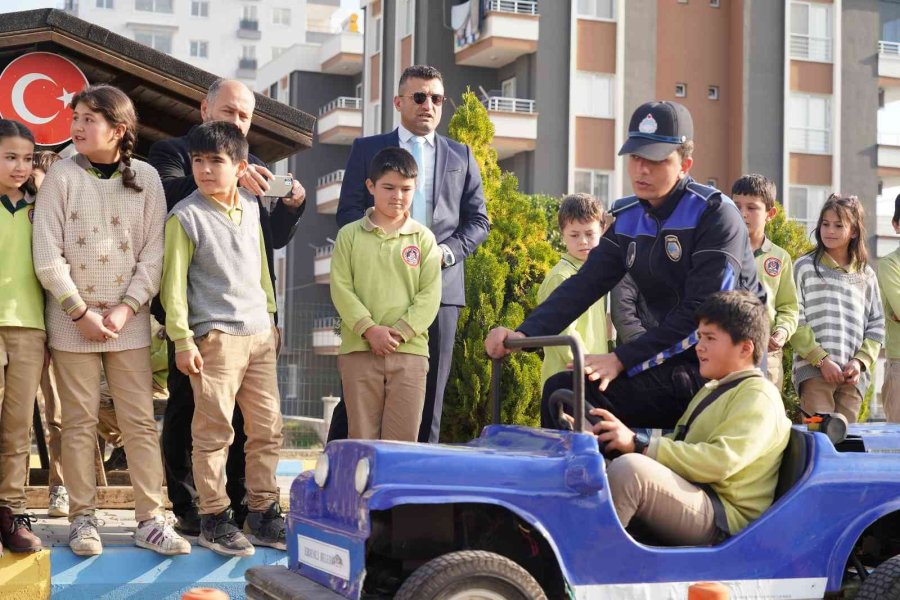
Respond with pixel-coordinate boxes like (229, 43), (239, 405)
(518, 177), (765, 377)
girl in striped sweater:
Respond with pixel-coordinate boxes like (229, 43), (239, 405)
(792, 194), (885, 423)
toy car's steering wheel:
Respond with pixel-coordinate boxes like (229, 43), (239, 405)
(548, 389), (620, 458)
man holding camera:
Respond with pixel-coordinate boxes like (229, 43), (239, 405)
(148, 78), (305, 535)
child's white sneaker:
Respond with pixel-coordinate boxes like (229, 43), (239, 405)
(69, 514), (102, 556)
(135, 515), (191, 556)
(48, 486), (69, 518)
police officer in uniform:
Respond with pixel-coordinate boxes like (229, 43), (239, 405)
(485, 101), (765, 430)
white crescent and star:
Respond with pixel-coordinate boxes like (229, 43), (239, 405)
(10, 72), (73, 125)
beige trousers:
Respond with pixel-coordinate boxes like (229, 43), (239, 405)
(882, 359), (900, 423)
(38, 361), (64, 488)
(52, 347), (164, 522)
(607, 453), (719, 546)
(799, 376), (863, 423)
(338, 351), (428, 442)
(190, 329), (283, 516)
(0, 327), (46, 511)
(96, 370), (123, 448)
(766, 348), (784, 392)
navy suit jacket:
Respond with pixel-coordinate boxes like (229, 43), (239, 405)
(335, 129), (490, 307)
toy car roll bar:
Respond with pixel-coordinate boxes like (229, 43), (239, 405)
(490, 335), (586, 432)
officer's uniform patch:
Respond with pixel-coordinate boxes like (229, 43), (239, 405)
(664, 235), (682, 262)
(764, 256), (782, 277)
(401, 245), (421, 267)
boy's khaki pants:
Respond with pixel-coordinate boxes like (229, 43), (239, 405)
(882, 358), (900, 423)
(607, 453), (719, 546)
(52, 348), (164, 522)
(765, 348), (784, 392)
(338, 351), (428, 441)
(0, 327), (46, 511)
(190, 329), (283, 516)
(39, 361), (64, 488)
(799, 377), (863, 423)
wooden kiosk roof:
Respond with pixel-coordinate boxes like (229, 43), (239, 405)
(0, 9), (314, 162)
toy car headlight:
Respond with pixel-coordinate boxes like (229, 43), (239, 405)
(354, 458), (370, 494)
(314, 454), (330, 488)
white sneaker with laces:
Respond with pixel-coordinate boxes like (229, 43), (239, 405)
(48, 486), (69, 518)
(135, 515), (191, 556)
(69, 514), (102, 556)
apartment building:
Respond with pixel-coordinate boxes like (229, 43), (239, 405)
(62, 0), (345, 87)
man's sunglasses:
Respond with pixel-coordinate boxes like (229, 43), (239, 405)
(403, 92), (444, 106)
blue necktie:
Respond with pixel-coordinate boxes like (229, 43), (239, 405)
(409, 136), (427, 223)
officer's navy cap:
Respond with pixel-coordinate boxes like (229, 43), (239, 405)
(618, 101), (693, 161)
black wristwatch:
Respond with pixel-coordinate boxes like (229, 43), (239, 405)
(633, 430), (651, 455)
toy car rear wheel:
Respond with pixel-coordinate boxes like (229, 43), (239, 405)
(394, 550), (547, 600)
(857, 555), (900, 599)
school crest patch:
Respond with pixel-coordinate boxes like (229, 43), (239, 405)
(664, 235), (682, 262)
(626, 241), (636, 269)
(27, 207), (34, 223)
(638, 114), (658, 134)
(764, 256), (782, 277)
(401, 245), (421, 267)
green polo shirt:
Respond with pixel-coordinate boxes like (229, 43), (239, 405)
(753, 238), (799, 340)
(0, 193), (44, 330)
(330, 209), (441, 357)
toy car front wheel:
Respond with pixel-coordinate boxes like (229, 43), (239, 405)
(857, 555), (900, 599)
(394, 550), (547, 600)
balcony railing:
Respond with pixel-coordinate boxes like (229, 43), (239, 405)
(239, 18), (259, 31)
(317, 169), (345, 188)
(314, 243), (334, 258)
(789, 128), (831, 154)
(238, 58), (258, 70)
(319, 96), (361, 116)
(488, 0), (538, 15)
(482, 96), (536, 113)
(790, 34), (832, 62)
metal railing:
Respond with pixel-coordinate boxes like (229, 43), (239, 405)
(312, 316), (340, 333)
(880, 41), (900, 57)
(789, 127), (831, 154)
(487, 0), (538, 15)
(239, 18), (259, 31)
(238, 58), (257, 70)
(314, 243), (334, 258)
(319, 96), (362, 115)
(317, 169), (345, 188)
(790, 34), (832, 62)
(482, 96), (536, 113)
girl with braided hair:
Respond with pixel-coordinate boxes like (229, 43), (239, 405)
(32, 84), (190, 558)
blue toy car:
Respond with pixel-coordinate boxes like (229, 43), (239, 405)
(247, 336), (900, 599)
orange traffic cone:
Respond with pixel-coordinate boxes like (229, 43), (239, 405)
(182, 589), (229, 600)
(688, 582), (729, 599)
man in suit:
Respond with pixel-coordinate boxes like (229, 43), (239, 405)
(148, 78), (306, 534)
(330, 65), (490, 443)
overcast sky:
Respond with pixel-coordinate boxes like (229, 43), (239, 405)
(3, 0), (58, 11)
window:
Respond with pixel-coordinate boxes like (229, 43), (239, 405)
(243, 5), (258, 21)
(367, 16), (382, 54)
(242, 45), (256, 60)
(191, 1), (208, 17)
(574, 72), (614, 118)
(355, 82), (363, 99)
(268, 83), (277, 100)
(791, 2), (833, 62)
(789, 186), (829, 233)
(96, 0), (113, 8)
(574, 170), (613, 207)
(501, 77), (517, 98)
(399, 0), (415, 37)
(707, 178), (718, 188)
(273, 7), (291, 26)
(675, 83), (687, 98)
(135, 0), (172, 13)
(368, 101), (381, 134)
(789, 93), (832, 154)
(189, 40), (208, 58)
(576, 0), (615, 19)
(707, 85), (719, 100)
(134, 30), (173, 54)
(710, 0), (720, 6)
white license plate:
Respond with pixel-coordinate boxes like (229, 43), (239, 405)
(297, 535), (351, 580)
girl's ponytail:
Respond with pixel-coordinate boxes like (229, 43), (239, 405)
(120, 128), (142, 192)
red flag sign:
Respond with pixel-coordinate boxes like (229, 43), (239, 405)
(0, 52), (89, 146)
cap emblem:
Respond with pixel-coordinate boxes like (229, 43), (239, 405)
(638, 114), (658, 134)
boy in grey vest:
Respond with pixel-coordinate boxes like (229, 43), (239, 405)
(160, 122), (284, 557)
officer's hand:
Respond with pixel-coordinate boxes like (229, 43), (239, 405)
(590, 408), (636, 454)
(485, 327), (525, 359)
(569, 353), (624, 392)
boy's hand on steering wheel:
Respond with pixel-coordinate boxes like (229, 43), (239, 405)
(590, 408), (636, 454)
